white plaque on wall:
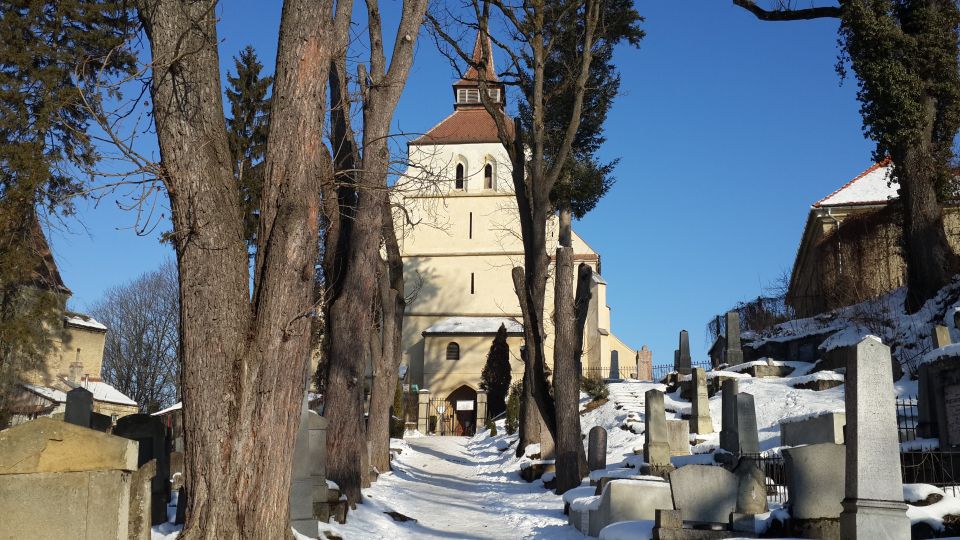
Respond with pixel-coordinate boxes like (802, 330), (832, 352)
(456, 400), (475, 411)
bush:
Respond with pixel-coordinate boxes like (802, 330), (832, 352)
(487, 419), (497, 436)
(581, 374), (608, 402)
(480, 324), (512, 419)
(505, 381), (521, 435)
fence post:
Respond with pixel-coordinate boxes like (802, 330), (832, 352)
(476, 390), (488, 431)
(417, 389), (430, 434)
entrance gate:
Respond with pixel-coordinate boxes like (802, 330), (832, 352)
(423, 397), (477, 436)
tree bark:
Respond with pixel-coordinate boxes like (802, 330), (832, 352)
(894, 97), (958, 312)
(138, 0), (334, 537)
(552, 207), (590, 493)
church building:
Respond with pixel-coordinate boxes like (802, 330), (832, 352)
(394, 33), (636, 418)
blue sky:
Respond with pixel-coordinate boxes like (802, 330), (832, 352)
(48, 1), (873, 367)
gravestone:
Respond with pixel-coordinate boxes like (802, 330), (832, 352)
(644, 389), (671, 468)
(637, 345), (653, 381)
(689, 368), (713, 434)
(719, 379), (739, 454)
(780, 412), (845, 447)
(609, 351), (620, 380)
(783, 443), (845, 520)
(935, 324), (953, 348)
(733, 458), (768, 514)
(735, 393), (759, 455)
(64, 387), (93, 428)
(917, 350), (960, 446)
(0, 418), (152, 540)
(724, 311), (744, 366)
(112, 414), (171, 525)
(669, 464), (737, 524)
(291, 394), (331, 535)
(666, 420), (689, 456)
(593, 479), (674, 536)
(588, 426), (607, 472)
(839, 337), (910, 539)
(677, 331), (692, 375)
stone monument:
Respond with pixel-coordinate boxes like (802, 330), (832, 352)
(588, 426), (607, 472)
(689, 368), (713, 434)
(637, 345), (653, 381)
(644, 389), (671, 469)
(839, 337), (910, 539)
(64, 387), (93, 428)
(677, 331), (692, 375)
(724, 311), (744, 366)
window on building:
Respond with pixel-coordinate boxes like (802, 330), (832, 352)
(457, 88), (481, 104)
(455, 163), (465, 190)
(446, 342), (460, 360)
(484, 163), (494, 190)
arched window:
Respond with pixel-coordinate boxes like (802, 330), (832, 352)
(446, 342), (460, 360)
(484, 163), (494, 190)
(455, 163), (465, 190)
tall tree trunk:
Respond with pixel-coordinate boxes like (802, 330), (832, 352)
(894, 95), (958, 312)
(552, 207), (589, 493)
(139, 0), (333, 537)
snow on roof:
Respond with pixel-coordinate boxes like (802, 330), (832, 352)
(65, 313), (108, 332)
(814, 160), (898, 208)
(75, 380), (137, 406)
(152, 401), (182, 416)
(423, 316), (523, 335)
(21, 384), (67, 403)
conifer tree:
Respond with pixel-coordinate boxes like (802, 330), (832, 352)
(225, 45), (273, 248)
(480, 324), (512, 419)
(0, 0), (136, 420)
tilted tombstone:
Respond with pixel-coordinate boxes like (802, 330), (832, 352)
(719, 379), (739, 454)
(112, 414), (171, 525)
(64, 387), (93, 428)
(669, 465), (737, 525)
(587, 426), (607, 472)
(689, 368), (713, 434)
(724, 311), (744, 366)
(644, 389), (671, 467)
(839, 337), (910, 539)
(677, 331), (692, 375)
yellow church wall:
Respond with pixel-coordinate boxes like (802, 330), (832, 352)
(23, 323), (107, 387)
(421, 333), (526, 401)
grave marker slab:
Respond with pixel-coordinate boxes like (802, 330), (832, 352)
(588, 426), (607, 472)
(65, 387), (93, 428)
(689, 368), (713, 434)
(677, 331), (692, 375)
(725, 311), (744, 366)
(669, 464), (737, 524)
(644, 389), (671, 467)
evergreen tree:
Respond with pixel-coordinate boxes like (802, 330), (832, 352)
(0, 0), (135, 419)
(225, 45), (273, 248)
(480, 323), (512, 418)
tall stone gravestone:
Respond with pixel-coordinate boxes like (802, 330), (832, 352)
(588, 426), (607, 472)
(677, 331), (692, 375)
(720, 381), (759, 455)
(291, 394), (330, 535)
(690, 367), (713, 434)
(917, 324), (960, 448)
(839, 337), (910, 539)
(719, 379), (739, 453)
(65, 386), (93, 428)
(637, 345), (653, 381)
(724, 311), (744, 366)
(644, 389), (671, 469)
(112, 414), (170, 525)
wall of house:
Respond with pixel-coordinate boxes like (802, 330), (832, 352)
(23, 324), (107, 387)
(789, 205), (960, 317)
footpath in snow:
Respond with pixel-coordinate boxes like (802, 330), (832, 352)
(318, 435), (582, 539)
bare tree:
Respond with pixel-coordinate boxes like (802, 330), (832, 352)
(132, 0), (351, 536)
(91, 259), (179, 413)
(733, 0), (960, 312)
(322, 0), (429, 503)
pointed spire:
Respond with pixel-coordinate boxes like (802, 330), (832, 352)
(462, 29), (498, 83)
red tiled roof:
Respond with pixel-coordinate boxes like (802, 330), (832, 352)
(410, 108), (515, 145)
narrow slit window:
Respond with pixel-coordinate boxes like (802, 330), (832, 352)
(469, 212), (473, 239)
(470, 273), (475, 294)
(484, 163), (494, 190)
(455, 163), (465, 190)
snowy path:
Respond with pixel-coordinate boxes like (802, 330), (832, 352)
(324, 436), (584, 539)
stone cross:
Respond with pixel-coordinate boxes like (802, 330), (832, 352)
(934, 324), (952, 349)
(839, 337), (910, 539)
(724, 311), (744, 366)
(719, 379), (739, 454)
(637, 345), (653, 381)
(677, 331), (692, 375)
(588, 426), (607, 471)
(689, 368), (713, 434)
(644, 389), (671, 467)
(64, 387), (93, 428)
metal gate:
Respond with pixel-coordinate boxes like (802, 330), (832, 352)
(426, 398), (456, 435)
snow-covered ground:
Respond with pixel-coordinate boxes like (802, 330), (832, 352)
(316, 435), (583, 539)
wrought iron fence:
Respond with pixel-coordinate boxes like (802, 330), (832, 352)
(901, 449), (960, 498)
(896, 396), (919, 444)
(650, 362), (713, 382)
(736, 454), (788, 505)
(582, 366), (635, 381)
